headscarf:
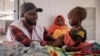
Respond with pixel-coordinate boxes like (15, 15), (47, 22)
(48, 15), (68, 33)
(48, 15), (70, 39)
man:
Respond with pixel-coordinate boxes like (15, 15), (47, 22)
(6, 2), (51, 47)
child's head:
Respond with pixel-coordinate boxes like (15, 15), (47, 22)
(55, 15), (65, 26)
(68, 7), (87, 27)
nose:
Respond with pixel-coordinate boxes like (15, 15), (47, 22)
(34, 15), (38, 19)
(30, 14), (38, 20)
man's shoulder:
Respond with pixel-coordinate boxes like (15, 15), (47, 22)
(11, 20), (22, 25)
(10, 20), (23, 29)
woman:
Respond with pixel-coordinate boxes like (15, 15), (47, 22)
(48, 15), (70, 40)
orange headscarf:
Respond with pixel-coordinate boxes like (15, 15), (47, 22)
(48, 15), (68, 32)
(48, 15), (70, 39)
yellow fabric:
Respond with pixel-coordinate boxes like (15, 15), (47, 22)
(48, 15), (70, 40)
(52, 28), (70, 39)
(77, 31), (85, 38)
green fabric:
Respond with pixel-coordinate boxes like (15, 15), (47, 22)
(69, 28), (86, 42)
(92, 42), (100, 50)
(46, 46), (65, 56)
(45, 45), (81, 56)
(45, 45), (100, 56)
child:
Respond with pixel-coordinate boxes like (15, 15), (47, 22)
(64, 7), (90, 51)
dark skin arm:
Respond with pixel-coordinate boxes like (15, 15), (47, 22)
(43, 27), (55, 41)
(46, 34), (64, 48)
(40, 27), (56, 46)
(65, 36), (83, 52)
(73, 36), (83, 47)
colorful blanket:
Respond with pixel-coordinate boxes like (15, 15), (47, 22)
(45, 43), (100, 56)
(46, 46), (81, 56)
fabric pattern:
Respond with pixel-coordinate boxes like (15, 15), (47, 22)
(46, 45), (100, 56)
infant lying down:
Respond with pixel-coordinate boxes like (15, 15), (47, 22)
(0, 41), (49, 56)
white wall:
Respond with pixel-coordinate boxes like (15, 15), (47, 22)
(23, 0), (99, 41)
(96, 0), (100, 44)
(25, 0), (96, 28)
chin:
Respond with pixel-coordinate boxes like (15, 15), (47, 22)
(32, 23), (36, 25)
(28, 22), (36, 25)
(32, 23), (37, 25)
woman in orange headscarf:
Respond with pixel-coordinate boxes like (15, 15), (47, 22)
(48, 15), (70, 40)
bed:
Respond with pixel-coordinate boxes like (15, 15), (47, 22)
(0, 40), (100, 56)
(46, 40), (100, 56)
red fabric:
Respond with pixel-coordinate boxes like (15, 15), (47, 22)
(10, 25), (32, 47)
(64, 32), (91, 50)
(10, 20), (49, 47)
(0, 28), (3, 32)
(64, 32), (75, 46)
(10, 20), (36, 47)
(81, 44), (100, 55)
(48, 15), (68, 33)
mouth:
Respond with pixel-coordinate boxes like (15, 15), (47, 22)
(31, 18), (37, 21)
(32, 19), (37, 22)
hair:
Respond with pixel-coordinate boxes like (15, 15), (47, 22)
(68, 7), (87, 21)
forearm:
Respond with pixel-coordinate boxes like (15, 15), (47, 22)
(43, 28), (55, 41)
(73, 37), (82, 47)
(46, 35), (64, 48)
